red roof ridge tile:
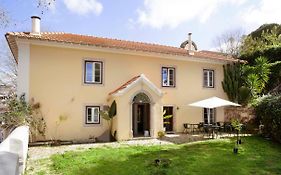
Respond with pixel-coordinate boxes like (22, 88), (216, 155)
(6, 31), (241, 62)
(109, 75), (141, 96)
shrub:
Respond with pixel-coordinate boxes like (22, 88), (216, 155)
(0, 94), (46, 140)
(255, 94), (281, 143)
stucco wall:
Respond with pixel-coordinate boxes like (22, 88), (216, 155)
(29, 44), (227, 140)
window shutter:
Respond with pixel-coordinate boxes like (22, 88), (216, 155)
(203, 71), (208, 87)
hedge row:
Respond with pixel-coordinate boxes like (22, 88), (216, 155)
(255, 94), (281, 143)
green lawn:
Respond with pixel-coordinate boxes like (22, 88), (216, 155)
(30, 136), (281, 175)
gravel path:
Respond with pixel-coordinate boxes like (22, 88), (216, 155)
(27, 134), (204, 161)
(28, 138), (170, 161)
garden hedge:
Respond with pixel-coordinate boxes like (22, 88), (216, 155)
(255, 94), (281, 143)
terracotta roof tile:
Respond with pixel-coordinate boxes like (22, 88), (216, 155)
(109, 75), (141, 96)
(5, 32), (239, 62)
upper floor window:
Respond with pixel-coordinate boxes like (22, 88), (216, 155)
(86, 106), (100, 124)
(162, 67), (175, 87)
(84, 61), (103, 84)
(203, 69), (214, 88)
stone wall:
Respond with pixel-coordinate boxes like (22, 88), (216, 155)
(224, 106), (255, 122)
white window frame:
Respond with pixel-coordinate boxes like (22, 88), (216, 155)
(203, 108), (216, 124)
(162, 67), (175, 87)
(84, 61), (103, 84)
(203, 69), (214, 88)
(86, 106), (100, 124)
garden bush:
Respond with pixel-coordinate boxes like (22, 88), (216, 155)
(255, 94), (281, 143)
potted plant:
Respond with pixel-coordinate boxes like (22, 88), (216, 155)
(163, 110), (173, 132)
(100, 100), (117, 141)
(231, 118), (242, 153)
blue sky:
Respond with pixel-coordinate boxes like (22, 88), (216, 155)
(1, 0), (281, 51)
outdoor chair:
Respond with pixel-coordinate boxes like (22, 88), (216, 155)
(203, 124), (212, 138)
(224, 122), (233, 136)
(241, 123), (247, 137)
(216, 122), (224, 136)
(183, 123), (191, 134)
(198, 122), (204, 134)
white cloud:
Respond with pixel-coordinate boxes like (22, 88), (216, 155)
(63, 0), (103, 15)
(242, 0), (281, 25)
(136, 0), (247, 29)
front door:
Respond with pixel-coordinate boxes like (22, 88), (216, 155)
(163, 106), (173, 132)
(132, 103), (150, 137)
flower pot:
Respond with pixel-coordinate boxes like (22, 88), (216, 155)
(237, 139), (242, 144)
(233, 147), (238, 154)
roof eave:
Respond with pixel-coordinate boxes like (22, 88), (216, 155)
(5, 34), (18, 64)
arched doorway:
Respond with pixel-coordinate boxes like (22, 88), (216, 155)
(132, 92), (151, 137)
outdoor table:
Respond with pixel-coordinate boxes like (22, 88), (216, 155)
(210, 125), (220, 139)
(190, 124), (199, 134)
(203, 124), (220, 139)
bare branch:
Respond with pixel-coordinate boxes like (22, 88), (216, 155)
(213, 29), (245, 58)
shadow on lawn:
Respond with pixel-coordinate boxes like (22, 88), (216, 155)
(51, 137), (281, 175)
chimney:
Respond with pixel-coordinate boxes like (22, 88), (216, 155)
(188, 32), (194, 55)
(31, 16), (41, 35)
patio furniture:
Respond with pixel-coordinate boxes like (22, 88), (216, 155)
(198, 122), (204, 133)
(188, 97), (241, 138)
(224, 122), (233, 136)
(190, 123), (200, 134)
(183, 123), (191, 134)
(203, 124), (212, 138)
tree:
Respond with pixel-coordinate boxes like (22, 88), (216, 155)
(240, 25), (281, 58)
(0, 44), (17, 89)
(213, 29), (244, 58)
(0, 94), (46, 141)
(0, 0), (55, 28)
(243, 57), (271, 96)
(222, 63), (241, 103)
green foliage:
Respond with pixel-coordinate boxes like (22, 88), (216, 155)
(238, 86), (251, 105)
(0, 94), (46, 138)
(239, 24), (281, 93)
(249, 23), (281, 39)
(163, 110), (173, 125)
(157, 131), (165, 138)
(100, 100), (117, 141)
(243, 57), (271, 96)
(231, 118), (242, 132)
(240, 25), (281, 57)
(29, 137), (281, 175)
(255, 94), (281, 143)
(100, 100), (117, 121)
(222, 63), (241, 102)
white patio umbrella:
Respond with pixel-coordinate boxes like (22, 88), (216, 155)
(189, 96), (240, 108)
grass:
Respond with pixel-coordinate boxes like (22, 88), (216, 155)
(27, 136), (281, 175)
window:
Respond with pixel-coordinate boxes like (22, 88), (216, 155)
(86, 106), (100, 124)
(84, 61), (103, 84)
(162, 67), (175, 87)
(203, 108), (215, 124)
(203, 69), (214, 88)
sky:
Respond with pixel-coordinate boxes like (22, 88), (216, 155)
(0, 0), (281, 52)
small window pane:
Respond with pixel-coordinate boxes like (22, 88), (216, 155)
(203, 71), (208, 87)
(86, 62), (93, 82)
(162, 68), (168, 86)
(93, 108), (99, 122)
(85, 61), (103, 84)
(86, 106), (100, 124)
(162, 67), (175, 87)
(209, 71), (213, 87)
(203, 70), (214, 88)
(169, 69), (174, 86)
